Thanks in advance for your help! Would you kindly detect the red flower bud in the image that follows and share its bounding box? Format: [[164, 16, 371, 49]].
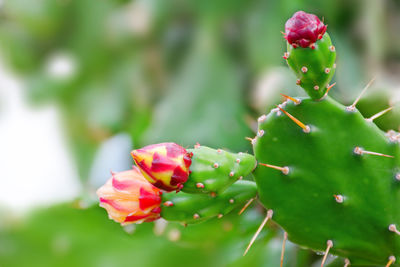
[[131, 143, 192, 192], [285, 11, 327, 48], [97, 168, 161, 225]]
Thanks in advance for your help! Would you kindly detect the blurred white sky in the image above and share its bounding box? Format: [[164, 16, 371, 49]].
[[0, 59, 80, 213]]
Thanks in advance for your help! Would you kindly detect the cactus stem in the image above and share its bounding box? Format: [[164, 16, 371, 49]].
[[257, 130, 265, 137], [353, 147, 394, 158], [243, 210, 274, 256], [314, 85, 320, 90], [366, 106, 393, 122], [213, 163, 219, 168], [218, 214, 223, 219], [389, 224, 400, 235], [229, 171, 235, 177], [259, 163, 290, 175], [344, 259, 350, 267], [321, 240, 333, 267], [334, 194, 344, 203], [301, 66, 308, 73], [280, 232, 288, 267], [238, 198, 256, 215], [386, 256, 396, 267], [196, 183, 205, 189], [193, 213, 200, 219], [280, 93, 301, 105], [276, 105, 311, 133], [258, 115, 267, 123], [163, 201, 174, 207], [346, 77, 376, 112]]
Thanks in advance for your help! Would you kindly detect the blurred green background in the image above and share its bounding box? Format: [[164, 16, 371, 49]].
[[0, 0, 399, 266]]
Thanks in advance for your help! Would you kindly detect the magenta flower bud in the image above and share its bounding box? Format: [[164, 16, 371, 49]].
[[285, 11, 327, 48]]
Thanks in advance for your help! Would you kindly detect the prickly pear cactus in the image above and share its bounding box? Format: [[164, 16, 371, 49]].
[[183, 145, 256, 195], [284, 11, 336, 100], [253, 11, 400, 266], [161, 180, 257, 224]]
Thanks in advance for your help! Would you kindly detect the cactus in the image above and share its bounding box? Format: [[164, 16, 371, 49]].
[[284, 11, 336, 100], [161, 180, 257, 224], [132, 143, 256, 195], [251, 11, 400, 266], [183, 145, 256, 195]]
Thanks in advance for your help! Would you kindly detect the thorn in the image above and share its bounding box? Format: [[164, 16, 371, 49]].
[[243, 210, 273, 256], [257, 130, 265, 137], [389, 224, 400, 235], [229, 171, 235, 177], [218, 214, 223, 219], [193, 213, 200, 219], [210, 192, 217, 197], [245, 136, 256, 145], [310, 43, 316, 49], [236, 158, 241, 163], [280, 31, 286, 36], [366, 106, 393, 122], [321, 240, 333, 267], [259, 163, 289, 175], [329, 45, 336, 52], [229, 198, 235, 204], [296, 79, 301, 85], [258, 114, 267, 123], [334, 194, 344, 203], [276, 105, 310, 133], [346, 77, 376, 112], [280, 93, 301, 105], [283, 52, 289, 60], [194, 142, 201, 149], [301, 66, 308, 73], [396, 173, 400, 181], [325, 68, 331, 74], [213, 163, 219, 168], [353, 147, 394, 158], [238, 198, 256, 215], [314, 85, 320, 90], [344, 259, 350, 267], [386, 256, 396, 267], [196, 183, 205, 189], [217, 149, 222, 153], [163, 201, 174, 207], [238, 176, 243, 180], [326, 82, 336, 94], [280, 232, 288, 267]]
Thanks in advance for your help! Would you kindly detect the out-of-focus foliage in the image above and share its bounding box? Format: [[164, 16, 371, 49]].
[[0, 0, 399, 266]]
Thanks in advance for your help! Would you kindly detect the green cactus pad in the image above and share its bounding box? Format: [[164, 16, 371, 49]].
[[161, 180, 257, 224], [182, 146, 256, 195], [253, 96, 400, 266], [286, 33, 336, 100]]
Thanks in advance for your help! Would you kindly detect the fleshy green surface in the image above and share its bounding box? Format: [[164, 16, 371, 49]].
[[253, 96, 400, 266], [286, 33, 336, 100], [183, 146, 256, 194], [161, 180, 257, 224]]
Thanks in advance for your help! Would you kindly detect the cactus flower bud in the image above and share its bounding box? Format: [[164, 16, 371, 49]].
[[131, 143, 192, 192], [285, 11, 327, 48], [97, 168, 161, 225]]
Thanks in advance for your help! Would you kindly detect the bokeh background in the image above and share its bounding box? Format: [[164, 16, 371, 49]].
[[0, 0, 399, 266]]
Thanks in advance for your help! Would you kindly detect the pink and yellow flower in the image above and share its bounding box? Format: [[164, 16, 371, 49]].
[[131, 143, 192, 192], [97, 168, 161, 225]]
